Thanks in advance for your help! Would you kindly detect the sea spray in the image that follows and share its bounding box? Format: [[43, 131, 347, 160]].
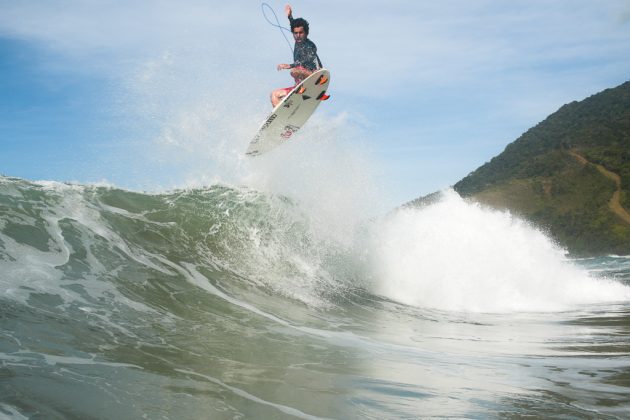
[[119, 48, 387, 248], [244, 112, 386, 248], [368, 190, 630, 313]]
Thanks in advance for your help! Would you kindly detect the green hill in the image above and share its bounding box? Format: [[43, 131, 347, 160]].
[[453, 81, 630, 256]]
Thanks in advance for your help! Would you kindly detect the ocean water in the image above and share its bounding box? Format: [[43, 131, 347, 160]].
[[1, 176, 629, 419]]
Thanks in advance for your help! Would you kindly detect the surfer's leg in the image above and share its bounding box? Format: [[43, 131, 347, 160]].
[[270, 89, 285, 107], [270, 87, 293, 107]]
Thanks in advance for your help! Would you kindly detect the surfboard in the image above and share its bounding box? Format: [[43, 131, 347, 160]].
[[246, 68, 330, 156]]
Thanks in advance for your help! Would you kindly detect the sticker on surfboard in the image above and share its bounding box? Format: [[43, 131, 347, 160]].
[[246, 69, 330, 156]]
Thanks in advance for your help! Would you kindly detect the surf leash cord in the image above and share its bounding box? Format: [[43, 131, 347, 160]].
[[261, 2, 294, 55]]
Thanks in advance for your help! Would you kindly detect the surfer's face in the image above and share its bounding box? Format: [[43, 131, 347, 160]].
[[292, 27, 306, 42]]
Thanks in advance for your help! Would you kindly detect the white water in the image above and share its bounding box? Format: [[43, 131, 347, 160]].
[[369, 190, 630, 313]]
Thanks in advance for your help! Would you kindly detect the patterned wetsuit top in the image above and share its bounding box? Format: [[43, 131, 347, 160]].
[[288, 15, 322, 71], [291, 38, 322, 72]]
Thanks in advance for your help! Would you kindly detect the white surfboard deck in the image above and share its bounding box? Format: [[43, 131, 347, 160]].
[[246, 68, 330, 156]]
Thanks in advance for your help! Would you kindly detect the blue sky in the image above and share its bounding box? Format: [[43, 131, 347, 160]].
[[1, 0, 630, 208]]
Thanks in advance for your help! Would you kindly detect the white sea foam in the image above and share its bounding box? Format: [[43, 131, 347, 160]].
[[0, 403, 29, 420], [369, 190, 630, 313]]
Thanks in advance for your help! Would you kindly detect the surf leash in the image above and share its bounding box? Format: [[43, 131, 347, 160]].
[[261, 2, 294, 55]]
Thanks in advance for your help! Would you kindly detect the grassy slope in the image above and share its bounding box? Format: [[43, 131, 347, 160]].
[[453, 81, 630, 256]]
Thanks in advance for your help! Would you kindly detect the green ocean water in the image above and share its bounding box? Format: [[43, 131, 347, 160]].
[[1, 176, 629, 419]]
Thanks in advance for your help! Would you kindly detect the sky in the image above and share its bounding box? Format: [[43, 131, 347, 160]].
[[1, 0, 630, 208]]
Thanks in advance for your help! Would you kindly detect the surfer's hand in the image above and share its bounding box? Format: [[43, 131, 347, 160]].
[[277, 64, 291, 71], [285, 4, 292, 18]]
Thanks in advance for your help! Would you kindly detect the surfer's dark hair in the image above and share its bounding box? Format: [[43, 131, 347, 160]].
[[291, 18, 309, 35]]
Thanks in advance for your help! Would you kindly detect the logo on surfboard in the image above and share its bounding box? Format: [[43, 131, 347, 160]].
[[260, 114, 278, 131], [280, 125, 300, 139]]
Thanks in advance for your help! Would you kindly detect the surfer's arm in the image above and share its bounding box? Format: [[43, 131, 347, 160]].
[[285, 4, 293, 22]]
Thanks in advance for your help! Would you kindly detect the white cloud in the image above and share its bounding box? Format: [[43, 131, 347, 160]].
[[2, 0, 628, 97], [0, 0, 279, 80], [314, 1, 630, 95]]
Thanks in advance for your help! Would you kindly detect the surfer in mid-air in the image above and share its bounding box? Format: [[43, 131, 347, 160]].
[[270, 4, 322, 107]]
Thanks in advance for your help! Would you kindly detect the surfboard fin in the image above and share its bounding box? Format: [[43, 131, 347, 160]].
[[296, 85, 306, 94], [316, 91, 330, 101], [315, 75, 328, 85]]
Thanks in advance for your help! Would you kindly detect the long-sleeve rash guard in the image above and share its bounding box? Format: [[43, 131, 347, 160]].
[[288, 16, 322, 71], [290, 38, 322, 71]]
